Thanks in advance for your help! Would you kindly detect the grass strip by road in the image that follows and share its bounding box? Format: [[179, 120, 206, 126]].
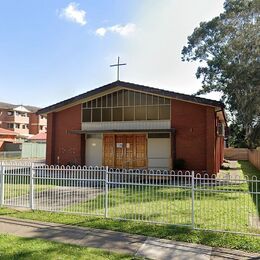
[[0, 207, 259, 253], [0, 234, 140, 260]]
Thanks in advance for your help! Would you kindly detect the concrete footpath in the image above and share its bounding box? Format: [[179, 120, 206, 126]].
[[0, 217, 259, 260]]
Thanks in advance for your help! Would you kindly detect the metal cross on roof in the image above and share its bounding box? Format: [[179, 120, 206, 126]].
[[110, 56, 127, 81]]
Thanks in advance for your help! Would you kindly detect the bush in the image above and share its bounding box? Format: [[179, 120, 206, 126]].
[[174, 159, 186, 170]]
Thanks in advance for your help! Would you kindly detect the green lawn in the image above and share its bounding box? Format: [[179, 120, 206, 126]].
[[0, 234, 138, 260], [64, 160, 259, 234]]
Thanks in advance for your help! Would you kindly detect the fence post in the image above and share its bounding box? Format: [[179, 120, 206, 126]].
[[30, 163, 35, 210], [105, 166, 109, 218], [191, 171, 195, 229], [0, 164, 5, 206]]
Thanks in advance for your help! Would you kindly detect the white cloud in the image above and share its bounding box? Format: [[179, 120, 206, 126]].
[[96, 23, 136, 37], [96, 27, 107, 37], [59, 2, 86, 26]]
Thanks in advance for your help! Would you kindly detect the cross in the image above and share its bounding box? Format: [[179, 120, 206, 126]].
[[110, 56, 127, 81]]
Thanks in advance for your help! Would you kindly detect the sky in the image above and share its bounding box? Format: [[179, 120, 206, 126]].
[[0, 0, 225, 108]]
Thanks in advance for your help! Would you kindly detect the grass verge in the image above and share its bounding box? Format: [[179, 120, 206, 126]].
[[0, 234, 138, 260], [0, 207, 259, 253]]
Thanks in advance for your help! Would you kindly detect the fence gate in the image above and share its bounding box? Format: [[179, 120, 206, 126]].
[[0, 164, 32, 208]]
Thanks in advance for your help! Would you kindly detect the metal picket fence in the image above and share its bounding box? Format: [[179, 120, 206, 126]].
[[0, 163, 259, 236]]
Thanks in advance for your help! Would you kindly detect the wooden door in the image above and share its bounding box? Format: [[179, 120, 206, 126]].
[[115, 135, 124, 168], [125, 135, 134, 168], [103, 134, 147, 168], [103, 135, 115, 167], [135, 135, 147, 168]]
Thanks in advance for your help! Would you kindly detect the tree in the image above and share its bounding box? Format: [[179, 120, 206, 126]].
[[182, 0, 260, 148]]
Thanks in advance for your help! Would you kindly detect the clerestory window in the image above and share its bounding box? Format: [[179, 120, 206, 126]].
[[82, 89, 170, 122]]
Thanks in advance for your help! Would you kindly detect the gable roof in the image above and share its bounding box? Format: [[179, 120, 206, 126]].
[[38, 80, 225, 115], [0, 102, 40, 113], [38, 81, 225, 115]]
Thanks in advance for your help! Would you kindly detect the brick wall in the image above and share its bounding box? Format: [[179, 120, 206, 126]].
[[171, 99, 216, 174], [46, 104, 85, 165]]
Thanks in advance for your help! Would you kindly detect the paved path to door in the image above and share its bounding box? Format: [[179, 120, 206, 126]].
[[0, 216, 259, 260], [5, 186, 104, 210]]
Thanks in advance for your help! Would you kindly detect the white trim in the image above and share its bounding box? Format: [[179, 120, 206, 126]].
[[82, 120, 171, 131]]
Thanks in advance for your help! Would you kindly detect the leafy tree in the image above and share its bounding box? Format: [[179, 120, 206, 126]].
[[182, 0, 260, 148]]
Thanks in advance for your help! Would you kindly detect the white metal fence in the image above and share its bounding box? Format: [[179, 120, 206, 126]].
[[0, 163, 259, 236]]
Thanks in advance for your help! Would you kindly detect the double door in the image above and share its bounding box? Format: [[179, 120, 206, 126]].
[[103, 134, 147, 168]]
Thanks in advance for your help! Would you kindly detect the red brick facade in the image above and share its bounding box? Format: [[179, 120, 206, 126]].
[[46, 99, 225, 174], [46, 104, 85, 165], [171, 100, 218, 174]]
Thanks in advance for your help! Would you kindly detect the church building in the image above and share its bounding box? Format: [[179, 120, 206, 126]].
[[38, 80, 226, 175]]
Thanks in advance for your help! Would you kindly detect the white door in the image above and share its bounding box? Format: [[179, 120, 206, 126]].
[[85, 134, 103, 166]]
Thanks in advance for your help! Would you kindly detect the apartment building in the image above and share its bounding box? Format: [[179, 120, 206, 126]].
[[0, 102, 47, 137]]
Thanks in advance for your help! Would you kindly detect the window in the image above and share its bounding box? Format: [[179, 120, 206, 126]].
[[7, 111, 14, 116], [113, 108, 122, 121], [82, 89, 170, 122], [135, 106, 146, 120], [148, 133, 170, 138], [147, 106, 158, 120], [7, 123, 14, 129], [159, 105, 170, 120], [217, 123, 225, 136], [124, 107, 134, 121], [15, 124, 20, 129], [83, 109, 91, 122], [92, 108, 101, 122], [102, 108, 111, 121]]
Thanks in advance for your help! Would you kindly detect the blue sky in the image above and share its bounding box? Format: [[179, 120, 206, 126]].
[[0, 0, 224, 108]]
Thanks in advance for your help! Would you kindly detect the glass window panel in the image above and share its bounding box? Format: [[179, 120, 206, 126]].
[[92, 99, 96, 108], [92, 108, 101, 122], [129, 91, 135, 105], [135, 106, 146, 120], [148, 133, 170, 138], [153, 96, 159, 105], [107, 94, 112, 107], [87, 134, 102, 139], [113, 108, 122, 121], [82, 109, 91, 122], [102, 96, 106, 107], [147, 106, 158, 120], [124, 107, 134, 121], [135, 92, 141, 105], [141, 93, 147, 105], [147, 94, 153, 105], [159, 105, 170, 120], [113, 92, 117, 107], [82, 102, 86, 108], [118, 90, 123, 106], [87, 101, 91, 108], [159, 97, 164, 104], [124, 90, 129, 106], [102, 108, 111, 121], [165, 98, 170, 104], [97, 97, 102, 107]]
